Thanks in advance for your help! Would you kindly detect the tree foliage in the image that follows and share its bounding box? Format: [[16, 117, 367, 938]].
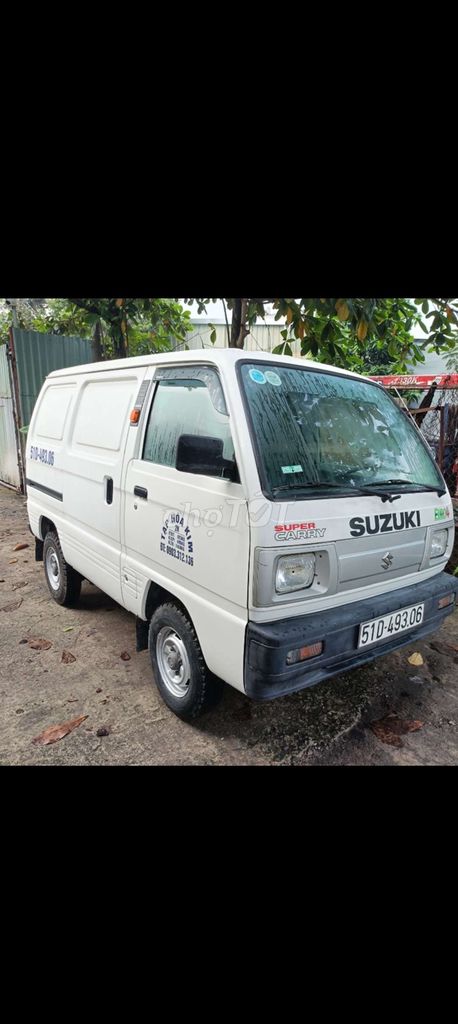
[[3, 297, 458, 373], [0, 298, 194, 359], [181, 297, 458, 372], [66, 298, 193, 359]]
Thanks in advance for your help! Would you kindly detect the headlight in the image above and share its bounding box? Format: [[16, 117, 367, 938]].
[[431, 529, 448, 558], [275, 553, 316, 594]]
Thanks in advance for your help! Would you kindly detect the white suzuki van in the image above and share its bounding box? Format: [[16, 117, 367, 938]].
[[26, 350, 458, 719]]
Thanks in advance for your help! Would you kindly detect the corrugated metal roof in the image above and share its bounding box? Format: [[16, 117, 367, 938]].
[[185, 322, 302, 356]]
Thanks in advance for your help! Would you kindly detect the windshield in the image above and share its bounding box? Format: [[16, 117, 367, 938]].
[[239, 363, 444, 498]]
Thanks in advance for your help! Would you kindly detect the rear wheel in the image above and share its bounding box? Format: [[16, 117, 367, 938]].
[[43, 531, 82, 606], [148, 602, 223, 720]]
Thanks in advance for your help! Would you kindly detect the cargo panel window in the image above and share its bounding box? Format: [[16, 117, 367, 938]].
[[34, 385, 76, 440], [143, 367, 235, 473], [73, 380, 136, 452]]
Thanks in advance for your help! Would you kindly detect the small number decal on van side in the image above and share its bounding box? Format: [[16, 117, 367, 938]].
[[30, 446, 55, 466]]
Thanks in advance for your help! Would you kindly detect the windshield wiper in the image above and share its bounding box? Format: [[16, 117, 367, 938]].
[[372, 479, 446, 496], [272, 481, 401, 502]]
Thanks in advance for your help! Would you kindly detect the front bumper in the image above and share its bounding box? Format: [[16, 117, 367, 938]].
[[244, 571, 458, 700]]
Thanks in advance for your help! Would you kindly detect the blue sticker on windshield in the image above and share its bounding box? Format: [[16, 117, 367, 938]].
[[265, 371, 282, 387], [249, 368, 266, 384]]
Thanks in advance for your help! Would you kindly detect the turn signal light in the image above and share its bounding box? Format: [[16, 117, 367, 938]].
[[286, 641, 323, 666], [130, 409, 141, 424], [438, 593, 455, 609]]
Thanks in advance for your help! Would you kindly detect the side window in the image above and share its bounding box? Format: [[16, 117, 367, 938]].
[[143, 367, 236, 475]]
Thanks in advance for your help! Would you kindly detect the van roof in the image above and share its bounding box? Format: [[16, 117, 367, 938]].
[[47, 347, 373, 384]]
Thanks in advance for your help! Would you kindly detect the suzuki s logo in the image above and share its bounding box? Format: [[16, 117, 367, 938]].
[[381, 552, 394, 570]]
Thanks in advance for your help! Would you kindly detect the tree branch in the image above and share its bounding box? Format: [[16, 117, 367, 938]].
[[236, 299, 249, 348], [222, 298, 231, 347], [68, 298, 103, 316]]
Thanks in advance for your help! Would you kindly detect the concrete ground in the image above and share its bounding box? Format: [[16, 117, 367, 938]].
[[1, 484, 457, 766]]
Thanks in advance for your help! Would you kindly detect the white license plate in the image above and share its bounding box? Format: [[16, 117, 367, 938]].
[[358, 603, 424, 648]]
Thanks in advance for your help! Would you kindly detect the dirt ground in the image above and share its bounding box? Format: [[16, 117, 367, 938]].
[[1, 483, 457, 766]]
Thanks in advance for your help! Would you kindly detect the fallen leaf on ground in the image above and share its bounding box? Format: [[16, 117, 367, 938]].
[[63, 626, 74, 633], [32, 715, 88, 745], [370, 714, 424, 747], [120, 651, 131, 661], [28, 638, 52, 651], [61, 650, 76, 664], [96, 727, 110, 737], [408, 652, 424, 666], [66, 698, 79, 703], [8, 559, 18, 564], [96, 688, 102, 693], [1, 598, 23, 612], [13, 543, 29, 551], [0, 578, 5, 583], [12, 581, 28, 591]]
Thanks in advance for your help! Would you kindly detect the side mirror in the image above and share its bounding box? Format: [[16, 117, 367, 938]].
[[176, 434, 236, 479]]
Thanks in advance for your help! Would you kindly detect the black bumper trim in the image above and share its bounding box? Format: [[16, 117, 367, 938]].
[[244, 572, 458, 700]]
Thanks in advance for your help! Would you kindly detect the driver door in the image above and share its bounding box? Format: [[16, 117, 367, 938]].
[[122, 364, 249, 618]]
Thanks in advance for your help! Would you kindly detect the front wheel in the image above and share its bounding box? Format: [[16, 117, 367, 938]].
[[148, 602, 223, 720], [43, 530, 82, 606]]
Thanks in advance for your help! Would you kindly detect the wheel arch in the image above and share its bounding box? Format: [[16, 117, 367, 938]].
[[39, 515, 57, 541], [144, 580, 191, 626], [138, 577, 246, 693]]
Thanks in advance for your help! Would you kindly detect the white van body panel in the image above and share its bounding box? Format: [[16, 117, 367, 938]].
[[28, 369, 145, 604], [26, 349, 457, 700]]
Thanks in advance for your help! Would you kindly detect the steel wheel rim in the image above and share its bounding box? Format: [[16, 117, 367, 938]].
[[45, 546, 60, 591], [156, 626, 191, 699]]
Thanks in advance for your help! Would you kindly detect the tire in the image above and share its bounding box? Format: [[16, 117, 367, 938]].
[[148, 602, 224, 720], [43, 530, 82, 607]]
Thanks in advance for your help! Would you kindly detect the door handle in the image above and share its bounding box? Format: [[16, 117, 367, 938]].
[[134, 485, 148, 500], [105, 477, 113, 504]]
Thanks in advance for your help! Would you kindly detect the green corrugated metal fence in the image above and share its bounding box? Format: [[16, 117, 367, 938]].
[[0, 328, 93, 492], [12, 328, 92, 427]]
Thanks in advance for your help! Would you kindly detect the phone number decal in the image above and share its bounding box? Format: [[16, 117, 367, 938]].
[[30, 446, 55, 466], [160, 513, 194, 566]]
